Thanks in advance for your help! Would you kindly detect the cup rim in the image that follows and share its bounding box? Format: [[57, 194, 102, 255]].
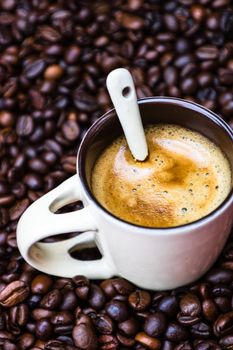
[[78, 96, 233, 232]]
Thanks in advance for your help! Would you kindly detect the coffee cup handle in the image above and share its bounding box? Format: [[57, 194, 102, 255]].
[[16, 174, 115, 278]]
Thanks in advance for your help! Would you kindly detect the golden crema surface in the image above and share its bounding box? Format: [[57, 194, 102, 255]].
[[91, 124, 232, 228]]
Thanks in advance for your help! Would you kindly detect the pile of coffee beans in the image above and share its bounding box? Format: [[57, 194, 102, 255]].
[[0, 0, 233, 348]]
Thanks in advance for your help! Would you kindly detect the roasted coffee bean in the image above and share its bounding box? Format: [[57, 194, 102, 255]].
[[143, 312, 167, 337], [128, 290, 151, 311], [105, 300, 129, 322], [117, 331, 135, 347], [94, 314, 114, 334], [60, 290, 78, 311], [31, 275, 53, 295], [16, 115, 34, 137], [88, 284, 106, 310], [73, 275, 90, 300], [206, 269, 233, 284], [219, 335, 233, 349], [177, 312, 201, 326], [118, 318, 139, 336], [100, 278, 134, 298], [165, 323, 189, 342], [9, 198, 29, 221], [158, 296, 179, 318], [51, 311, 73, 326], [202, 299, 218, 321], [72, 323, 97, 350], [32, 308, 55, 321], [35, 319, 53, 340], [62, 120, 80, 142], [24, 59, 46, 79], [162, 340, 174, 350], [39, 289, 62, 309], [9, 303, 29, 326], [135, 332, 161, 350], [180, 293, 202, 317], [190, 322, 211, 338], [0, 281, 29, 307], [98, 334, 119, 350], [18, 332, 35, 349], [214, 296, 231, 313], [212, 285, 232, 298], [214, 311, 233, 337]]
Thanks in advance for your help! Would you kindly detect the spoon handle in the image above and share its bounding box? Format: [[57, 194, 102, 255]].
[[106, 68, 148, 161]]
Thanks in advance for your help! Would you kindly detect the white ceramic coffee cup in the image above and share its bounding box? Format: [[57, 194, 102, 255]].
[[16, 97, 233, 290]]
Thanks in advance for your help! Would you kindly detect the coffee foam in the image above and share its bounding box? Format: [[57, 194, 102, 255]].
[[91, 124, 232, 228]]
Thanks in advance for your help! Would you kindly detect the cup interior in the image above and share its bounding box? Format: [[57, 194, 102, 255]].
[[78, 97, 233, 225]]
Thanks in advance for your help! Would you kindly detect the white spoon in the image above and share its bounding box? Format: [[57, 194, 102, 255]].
[[106, 68, 148, 161]]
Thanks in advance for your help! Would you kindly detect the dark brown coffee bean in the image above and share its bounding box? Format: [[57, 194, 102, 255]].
[[31, 275, 53, 295], [9, 198, 29, 221], [98, 334, 119, 350], [100, 278, 134, 298], [219, 335, 233, 349], [0, 281, 29, 307], [10, 303, 29, 326], [65, 45, 81, 63], [196, 45, 219, 60], [72, 323, 97, 350], [0, 208, 9, 228], [116, 332, 135, 347], [58, 290, 77, 311], [214, 311, 233, 337], [35, 319, 53, 340], [62, 120, 80, 141], [32, 308, 54, 321], [206, 269, 233, 284], [190, 322, 211, 338], [165, 323, 188, 342], [222, 101, 233, 116], [181, 78, 197, 94], [219, 68, 233, 85], [215, 296, 231, 313], [105, 300, 129, 322], [212, 285, 232, 298], [135, 332, 161, 350], [116, 12, 144, 30], [118, 318, 139, 336], [73, 275, 90, 300], [51, 311, 73, 326], [180, 293, 202, 317], [16, 115, 34, 137], [40, 289, 62, 310], [202, 299, 218, 321], [38, 25, 62, 42], [158, 296, 179, 318], [112, 278, 135, 296], [128, 290, 151, 311], [24, 59, 46, 79], [162, 340, 174, 350], [88, 284, 106, 310], [18, 332, 35, 349], [94, 314, 114, 334], [28, 159, 48, 174], [144, 312, 167, 337], [73, 90, 98, 113]]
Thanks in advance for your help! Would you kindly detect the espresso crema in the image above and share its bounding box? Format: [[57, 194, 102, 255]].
[[92, 124, 232, 228]]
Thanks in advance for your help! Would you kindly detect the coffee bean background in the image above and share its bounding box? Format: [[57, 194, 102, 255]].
[[0, 0, 233, 348]]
